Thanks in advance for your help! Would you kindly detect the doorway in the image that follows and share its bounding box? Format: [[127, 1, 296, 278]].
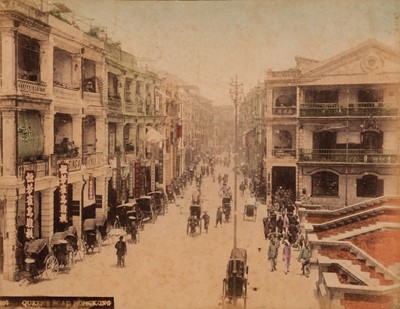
[[271, 166, 296, 200]]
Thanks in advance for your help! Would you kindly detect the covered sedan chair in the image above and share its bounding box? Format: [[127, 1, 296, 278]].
[[50, 231, 72, 270], [222, 248, 248, 308], [83, 218, 101, 253]]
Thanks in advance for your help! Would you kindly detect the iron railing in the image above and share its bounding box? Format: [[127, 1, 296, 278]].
[[299, 103, 399, 117], [299, 149, 398, 163]]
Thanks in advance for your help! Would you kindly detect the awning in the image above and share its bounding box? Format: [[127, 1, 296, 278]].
[[17, 111, 44, 158], [145, 126, 165, 144]]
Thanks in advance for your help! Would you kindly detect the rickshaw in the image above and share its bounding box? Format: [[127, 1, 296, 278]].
[[126, 206, 144, 231], [64, 225, 85, 261], [243, 197, 257, 221], [95, 214, 111, 245], [50, 232, 72, 270], [166, 185, 175, 203], [222, 197, 231, 222], [136, 196, 157, 224], [222, 248, 248, 308], [148, 191, 167, 215], [187, 204, 202, 235], [83, 218, 102, 254], [115, 202, 135, 229], [23, 239, 59, 282]]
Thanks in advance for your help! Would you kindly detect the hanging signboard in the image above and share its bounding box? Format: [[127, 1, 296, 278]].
[[88, 173, 94, 200], [129, 163, 134, 198], [151, 163, 156, 192], [59, 163, 69, 224], [25, 171, 35, 240], [134, 161, 141, 198], [158, 148, 163, 184]]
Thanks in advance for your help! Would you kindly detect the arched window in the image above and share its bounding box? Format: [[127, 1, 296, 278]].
[[312, 171, 338, 196], [274, 130, 292, 149], [356, 175, 383, 197], [275, 95, 294, 107]]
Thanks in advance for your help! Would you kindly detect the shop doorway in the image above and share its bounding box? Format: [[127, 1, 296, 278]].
[[271, 166, 296, 200]]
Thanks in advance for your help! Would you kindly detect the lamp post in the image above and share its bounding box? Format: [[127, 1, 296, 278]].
[[230, 75, 243, 249]]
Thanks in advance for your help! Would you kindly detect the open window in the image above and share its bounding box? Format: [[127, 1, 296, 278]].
[[312, 171, 338, 196], [17, 34, 40, 81], [357, 175, 383, 197]]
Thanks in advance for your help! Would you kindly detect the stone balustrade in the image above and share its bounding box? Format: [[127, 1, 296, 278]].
[[83, 152, 105, 169], [17, 79, 47, 97], [53, 85, 80, 101], [17, 159, 49, 179]]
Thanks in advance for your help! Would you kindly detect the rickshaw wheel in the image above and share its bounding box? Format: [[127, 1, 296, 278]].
[[45, 255, 59, 280], [199, 222, 202, 235]]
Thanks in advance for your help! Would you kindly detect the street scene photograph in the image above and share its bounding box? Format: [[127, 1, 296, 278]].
[[0, 0, 399, 308]]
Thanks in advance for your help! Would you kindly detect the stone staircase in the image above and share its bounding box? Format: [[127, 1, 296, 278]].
[[298, 195, 400, 309]]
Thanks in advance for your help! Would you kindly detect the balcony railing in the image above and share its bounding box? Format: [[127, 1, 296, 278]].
[[299, 149, 398, 163], [300, 103, 399, 117], [54, 85, 80, 101], [273, 106, 297, 115], [273, 149, 296, 158], [17, 79, 47, 97], [83, 91, 101, 105], [51, 154, 82, 175], [83, 152, 105, 169], [17, 157, 50, 179]]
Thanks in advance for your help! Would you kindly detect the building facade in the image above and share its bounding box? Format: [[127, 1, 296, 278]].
[[0, 1, 169, 280], [264, 39, 400, 208]]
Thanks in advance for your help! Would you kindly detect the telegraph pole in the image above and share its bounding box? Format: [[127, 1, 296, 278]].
[[229, 75, 243, 249]]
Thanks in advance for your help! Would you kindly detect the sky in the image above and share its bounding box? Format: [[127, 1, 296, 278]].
[[60, 0, 399, 106]]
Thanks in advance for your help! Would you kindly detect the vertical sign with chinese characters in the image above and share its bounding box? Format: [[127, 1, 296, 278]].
[[129, 163, 134, 198], [158, 148, 163, 184], [134, 162, 141, 198], [150, 163, 156, 192], [25, 171, 35, 240], [88, 174, 94, 200], [59, 163, 69, 224]]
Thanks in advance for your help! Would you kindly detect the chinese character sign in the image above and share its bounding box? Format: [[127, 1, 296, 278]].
[[59, 163, 69, 224], [129, 163, 134, 198], [88, 174, 94, 200], [134, 162, 141, 198], [158, 148, 163, 184], [151, 163, 156, 192], [25, 171, 35, 240]]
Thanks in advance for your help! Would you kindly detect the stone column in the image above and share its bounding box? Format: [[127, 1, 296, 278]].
[[95, 114, 107, 155], [1, 25, 16, 93], [40, 188, 54, 238], [39, 37, 54, 95], [72, 115, 82, 155], [43, 112, 54, 156], [265, 89, 273, 117], [116, 122, 124, 152], [2, 190, 18, 280], [2, 110, 17, 177]]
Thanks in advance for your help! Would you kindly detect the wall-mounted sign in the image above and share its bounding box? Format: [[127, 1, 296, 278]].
[[134, 162, 141, 198], [151, 163, 156, 192], [59, 163, 69, 224], [88, 173, 94, 200], [129, 163, 134, 198], [25, 171, 35, 240]]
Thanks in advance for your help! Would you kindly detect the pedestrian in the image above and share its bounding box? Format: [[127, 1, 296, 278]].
[[215, 206, 223, 227], [130, 222, 138, 244], [267, 238, 278, 272], [115, 235, 127, 267], [282, 239, 291, 274], [239, 182, 245, 196], [297, 242, 312, 277], [262, 217, 270, 239]]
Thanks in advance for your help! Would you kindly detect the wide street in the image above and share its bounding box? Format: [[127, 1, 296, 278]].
[[2, 163, 319, 309]]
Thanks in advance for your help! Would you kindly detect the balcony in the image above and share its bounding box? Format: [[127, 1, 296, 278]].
[[17, 157, 50, 179], [17, 79, 47, 98], [54, 84, 80, 102], [108, 94, 121, 107], [273, 149, 296, 158], [83, 91, 102, 105], [83, 152, 105, 169], [273, 106, 297, 116], [300, 103, 399, 117], [299, 149, 398, 164], [51, 154, 82, 175]]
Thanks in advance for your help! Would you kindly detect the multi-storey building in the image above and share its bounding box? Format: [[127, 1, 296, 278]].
[[264, 39, 400, 207], [0, 1, 167, 280]]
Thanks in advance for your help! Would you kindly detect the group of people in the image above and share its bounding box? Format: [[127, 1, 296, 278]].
[[265, 187, 311, 277]]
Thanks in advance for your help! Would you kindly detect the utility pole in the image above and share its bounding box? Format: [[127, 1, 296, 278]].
[[229, 74, 243, 249]]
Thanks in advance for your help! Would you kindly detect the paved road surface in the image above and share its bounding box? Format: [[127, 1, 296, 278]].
[[2, 164, 319, 309]]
